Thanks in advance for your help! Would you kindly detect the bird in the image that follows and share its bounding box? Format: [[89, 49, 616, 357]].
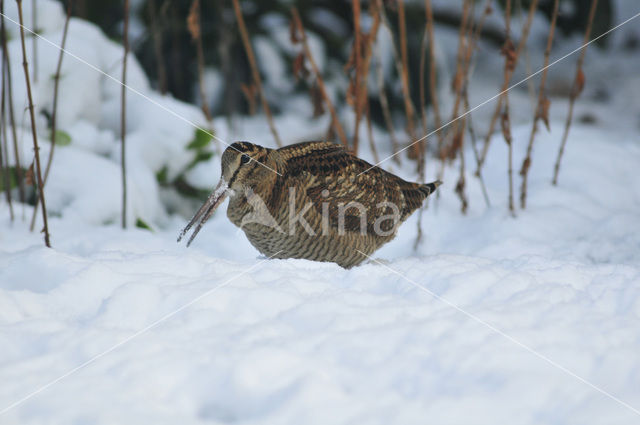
[[178, 141, 441, 268]]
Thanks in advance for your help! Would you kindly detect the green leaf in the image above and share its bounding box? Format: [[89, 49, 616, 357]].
[[186, 151, 213, 170], [187, 128, 213, 150], [51, 130, 71, 146], [135, 218, 153, 231], [156, 166, 168, 185], [0, 167, 20, 190]]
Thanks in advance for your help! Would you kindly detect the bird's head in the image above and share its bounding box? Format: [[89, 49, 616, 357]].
[[220, 141, 274, 193], [177, 141, 278, 246]]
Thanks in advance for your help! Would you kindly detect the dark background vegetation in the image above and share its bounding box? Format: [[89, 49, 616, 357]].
[[71, 0, 612, 120]]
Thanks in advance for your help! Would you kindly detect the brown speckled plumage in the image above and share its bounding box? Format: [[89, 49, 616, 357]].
[[179, 141, 441, 268]]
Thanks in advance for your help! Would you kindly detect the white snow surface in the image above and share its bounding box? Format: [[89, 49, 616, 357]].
[[1, 1, 640, 424]]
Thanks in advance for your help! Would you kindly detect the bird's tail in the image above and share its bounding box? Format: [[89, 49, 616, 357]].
[[419, 180, 442, 197]]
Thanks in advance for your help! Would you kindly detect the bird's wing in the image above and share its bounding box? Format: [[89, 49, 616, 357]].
[[280, 142, 422, 234]]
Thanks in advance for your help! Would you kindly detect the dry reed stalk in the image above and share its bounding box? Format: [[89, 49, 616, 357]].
[[1, 62, 14, 220], [351, 0, 362, 152], [500, 0, 517, 215], [424, 0, 443, 160], [418, 28, 428, 136], [449, 0, 473, 213], [414, 26, 430, 248], [501, 100, 516, 215], [29, 0, 72, 230], [520, 0, 558, 207], [436, 0, 472, 207], [42, 0, 71, 184], [6, 61, 22, 204], [360, 6, 380, 158], [396, 0, 418, 158], [462, 0, 493, 207], [148, 0, 168, 94], [31, 0, 37, 82], [1, 1, 24, 204], [188, 0, 213, 123], [121, 0, 130, 228], [17, 0, 50, 246], [291, 7, 348, 147], [1, 0, 13, 219], [0, 141, 13, 220], [552, 0, 598, 185], [455, 118, 469, 214], [440, 0, 472, 161], [376, 0, 419, 152], [352, 1, 381, 155], [374, 41, 400, 163], [413, 207, 424, 251], [240, 83, 258, 115], [476, 0, 539, 175], [365, 102, 380, 164], [463, 93, 491, 206], [233, 0, 282, 147], [417, 27, 428, 179]]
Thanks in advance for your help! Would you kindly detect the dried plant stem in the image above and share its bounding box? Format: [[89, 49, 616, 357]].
[[1, 1, 24, 204], [424, 0, 443, 157], [463, 0, 493, 207], [418, 27, 429, 137], [448, 0, 473, 212], [148, 0, 167, 93], [17, 0, 50, 246], [233, 0, 282, 147], [1, 63, 14, 220], [1, 0, 13, 219], [437, 0, 471, 189], [520, 0, 558, 207], [455, 119, 469, 214], [553, 0, 598, 185], [43, 1, 71, 183], [413, 207, 424, 251], [365, 102, 379, 164], [31, 0, 37, 82], [414, 0, 460, 246], [121, 0, 130, 229], [502, 100, 516, 216], [30, 0, 72, 231], [376, 0, 418, 148], [476, 0, 539, 175], [189, 0, 213, 122], [355, 1, 380, 156], [501, 0, 517, 216], [449, 0, 473, 123], [374, 42, 399, 163], [464, 93, 491, 207], [443, 0, 472, 148], [0, 142, 13, 220], [415, 27, 428, 249], [417, 27, 429, 181], [291, 7, 347, 147], [351, 0, 362, 152], [396, 0, 418, 157]]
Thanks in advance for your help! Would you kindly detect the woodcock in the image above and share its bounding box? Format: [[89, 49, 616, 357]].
[[178, 141, 441, 268]]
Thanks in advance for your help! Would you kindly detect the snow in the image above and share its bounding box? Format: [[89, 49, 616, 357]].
[[2, 1, 640, 424]]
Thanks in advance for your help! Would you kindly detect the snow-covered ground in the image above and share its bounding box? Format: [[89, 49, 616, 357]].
[[1, 1, 640, 424]]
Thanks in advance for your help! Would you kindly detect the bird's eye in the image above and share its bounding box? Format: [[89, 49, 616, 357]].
[[240, 154, 250, 164]]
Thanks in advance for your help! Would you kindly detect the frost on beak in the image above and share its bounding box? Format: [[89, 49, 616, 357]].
[[177, 177, 229, 247]]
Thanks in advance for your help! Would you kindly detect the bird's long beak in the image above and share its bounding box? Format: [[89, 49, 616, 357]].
[[177, 177, 229, 247]]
